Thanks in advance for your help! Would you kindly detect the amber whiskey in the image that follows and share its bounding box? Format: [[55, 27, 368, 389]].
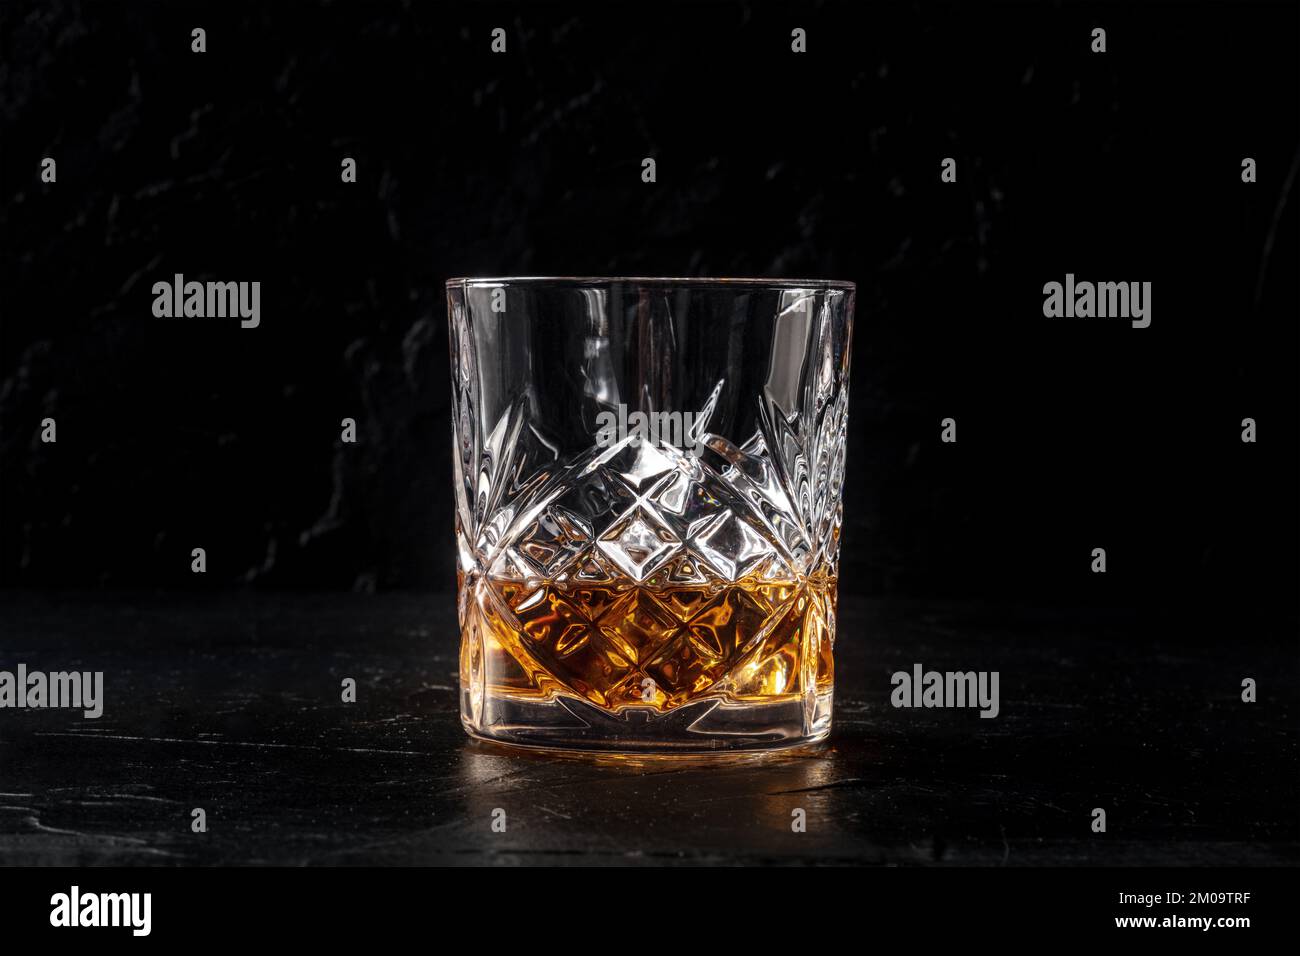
[[459, 568, 836, 714]]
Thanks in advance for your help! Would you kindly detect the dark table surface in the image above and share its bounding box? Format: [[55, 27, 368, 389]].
[[1, 590, 1295, 866]]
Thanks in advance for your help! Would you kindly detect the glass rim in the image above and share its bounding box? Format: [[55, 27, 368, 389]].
[[445, 275, 855, 291]]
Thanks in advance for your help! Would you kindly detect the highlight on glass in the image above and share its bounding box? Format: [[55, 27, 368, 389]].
[[446, 277, 854, 752]]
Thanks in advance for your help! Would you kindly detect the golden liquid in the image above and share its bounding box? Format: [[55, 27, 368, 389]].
[[460, 570, 836, 712]]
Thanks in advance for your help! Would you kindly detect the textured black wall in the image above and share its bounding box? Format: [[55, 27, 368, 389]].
[[2, 1, 1297, 614]]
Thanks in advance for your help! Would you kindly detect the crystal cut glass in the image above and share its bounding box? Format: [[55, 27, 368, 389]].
[[446, 277, 854, 752]]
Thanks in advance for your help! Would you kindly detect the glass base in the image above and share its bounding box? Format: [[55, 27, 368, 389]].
[[461, 688, 834, 754]]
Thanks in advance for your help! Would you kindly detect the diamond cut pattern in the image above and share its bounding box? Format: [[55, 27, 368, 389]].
[[460, 428, 844, 710], [604, 438, 676, 492], [597, 509, 679, 580], [598, 589, 682, 664], [693, 512, 775, 579], [516, 506, 589, 575], [469, 417, 838, 595], [453, 286, 849, 715]]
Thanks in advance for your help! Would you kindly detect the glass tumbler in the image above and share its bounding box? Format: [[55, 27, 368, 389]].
[[446, 277, 854, 752]]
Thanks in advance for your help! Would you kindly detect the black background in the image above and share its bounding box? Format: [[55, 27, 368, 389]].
[[0, 0, 1297, 874], [5, 0, 1296, 611]]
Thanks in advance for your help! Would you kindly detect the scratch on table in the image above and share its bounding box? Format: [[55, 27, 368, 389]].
[[22, 812, 149, 842], [1255, 143, 1300, 307], [20, 814, 178, 857], [767, 777, 867, 795], [535, 805, 574, 820], [34, 732, 431, 758]]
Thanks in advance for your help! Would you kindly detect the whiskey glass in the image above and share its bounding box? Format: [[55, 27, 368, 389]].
[[446, 277, 854, 752]]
